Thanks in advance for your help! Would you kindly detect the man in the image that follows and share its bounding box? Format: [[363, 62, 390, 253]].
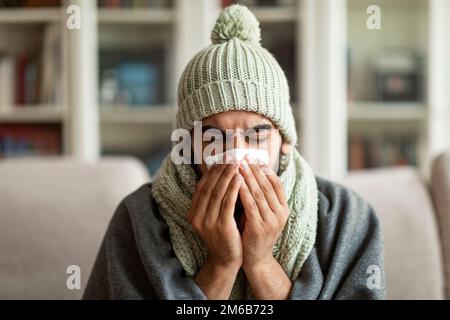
[[83, 4, 385, 300]]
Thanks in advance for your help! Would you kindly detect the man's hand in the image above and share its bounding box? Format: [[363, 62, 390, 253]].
[[187, 157, 243, 299], [238, 155, 289, 269], [238, 155, 292, 299]]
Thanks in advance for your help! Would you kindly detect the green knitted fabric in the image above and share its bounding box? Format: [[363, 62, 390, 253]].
[[176, 4, 297, 146], [151, 4, 319, 300]]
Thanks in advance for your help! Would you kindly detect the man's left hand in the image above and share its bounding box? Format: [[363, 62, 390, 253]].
[[238, 155, 289, 270]]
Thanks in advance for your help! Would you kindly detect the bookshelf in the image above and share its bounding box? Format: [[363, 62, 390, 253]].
[[0, 104, 63, 122], [96, 1, 176, 173], [348, 102, 427, 122], [0, 8, 62, 23], [0, 0, 66, 157], [347, 0, 430, 173], [97, 8, 174, 24], [251, 6, 298, 22], [100, 106, 174, 124], [1, 0, 449, 180]]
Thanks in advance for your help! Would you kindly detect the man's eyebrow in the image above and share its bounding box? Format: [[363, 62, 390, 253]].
[[247, 124, 273, 132], [201, 124, 272, 133]]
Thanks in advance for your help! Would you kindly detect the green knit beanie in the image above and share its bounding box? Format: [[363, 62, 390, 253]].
[[176, 4, 297, 145]]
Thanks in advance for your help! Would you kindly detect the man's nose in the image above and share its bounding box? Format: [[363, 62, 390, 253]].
[[227, 133, 246, 149]]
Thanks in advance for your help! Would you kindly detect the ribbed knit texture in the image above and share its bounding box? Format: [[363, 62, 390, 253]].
[[176, 4, 297, 145], [151, 4, 319, 299]]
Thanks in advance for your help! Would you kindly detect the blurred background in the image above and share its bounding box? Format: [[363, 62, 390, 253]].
[[1, 0, 450, 300], [1, 0, 447, 177]]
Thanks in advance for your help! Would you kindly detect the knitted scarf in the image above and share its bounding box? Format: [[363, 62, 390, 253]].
[[151, 148, 318, 300]]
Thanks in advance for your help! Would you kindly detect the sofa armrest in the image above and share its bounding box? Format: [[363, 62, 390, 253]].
[[0, 156, 150, 299], [431, 151, 450, 299]]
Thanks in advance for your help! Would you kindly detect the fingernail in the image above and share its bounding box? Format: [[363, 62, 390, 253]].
[[245, 154, 254, 164], [224, 154, 232, 164]]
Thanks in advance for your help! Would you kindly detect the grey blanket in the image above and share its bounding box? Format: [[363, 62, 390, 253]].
[[83, 176, 385, 300]]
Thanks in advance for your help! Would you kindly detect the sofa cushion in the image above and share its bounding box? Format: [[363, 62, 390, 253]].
[[431, 151, 450, 299], [341, 167, 444, 299], [0, 156, 149, 299]]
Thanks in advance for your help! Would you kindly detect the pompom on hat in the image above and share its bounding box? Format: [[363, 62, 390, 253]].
[[211, 4, 261, 45], [176, 4, 297, 145]]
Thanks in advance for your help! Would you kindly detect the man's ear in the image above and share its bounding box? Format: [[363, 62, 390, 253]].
[[281, 142, 291, 155]]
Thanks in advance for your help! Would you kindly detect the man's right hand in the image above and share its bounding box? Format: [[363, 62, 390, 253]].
[[187, 155, 243, 268], [187, 156, 243, 299]]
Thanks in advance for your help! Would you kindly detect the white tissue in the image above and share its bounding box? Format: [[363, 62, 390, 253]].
[[204, 148, 269, 169]]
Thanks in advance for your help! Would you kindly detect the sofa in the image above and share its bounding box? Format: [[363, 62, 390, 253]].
[[0, 152, 449, 299], [341, 151, 450, 299], [0, 157, 150, 299]]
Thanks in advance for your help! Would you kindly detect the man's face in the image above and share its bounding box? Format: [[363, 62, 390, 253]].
[[191, 110, 283, 177]]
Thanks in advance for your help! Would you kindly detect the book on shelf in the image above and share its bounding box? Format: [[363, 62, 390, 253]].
[[348, 133, 417, 170], [0, 55, 15, 111], [40, 23, 62, 106], [0, 23, 61, 110], [0, 124, 61, 158], [0, 0, 61, 7], [98, 0, 173, 8], [16, 53, 40, 105]]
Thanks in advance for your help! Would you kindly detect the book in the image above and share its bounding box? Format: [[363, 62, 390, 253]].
[[221, 0, 236, 7], [0, 55, 15, 111], [14, 53, 41, 105], [15, 54, 27, 105], [0, 124, 61, 158], [40, 23, 62, 105], [0, 0, 61, 7], [24, 55, 39, 104], [23, 0, 61, 7]]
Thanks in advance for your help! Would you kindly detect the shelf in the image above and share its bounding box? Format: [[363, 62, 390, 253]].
[[0, 8, 62, 24], [252, 7, 298, 23], [348, 102, 427, 122], [100, 106, 175, 124], [0, 105, 63, 123], [97, 8, 174, 24], [348, 0, 424, 8]]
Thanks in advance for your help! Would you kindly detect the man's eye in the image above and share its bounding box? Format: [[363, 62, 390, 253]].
[[246, 135, 268, 143]]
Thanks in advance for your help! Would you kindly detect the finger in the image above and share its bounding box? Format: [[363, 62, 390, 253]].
[[239, 158, 272, 222], [190, 161, 228, 221], [205, 163, 240, 226], [248, 161, 282, 213], [262, 165, 288, 205], [238, 179, 262, 223], [204, 154, 233, 189], [219, 173, 242, 224]]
